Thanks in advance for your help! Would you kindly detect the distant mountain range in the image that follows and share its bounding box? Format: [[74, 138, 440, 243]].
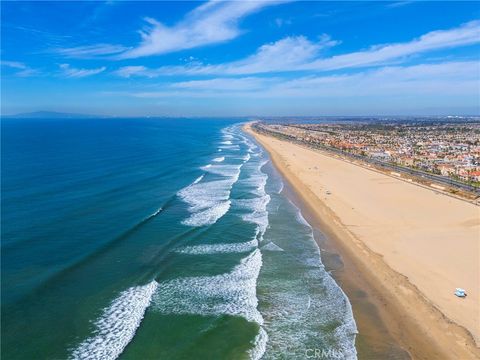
[[1, 111, 108, 119]]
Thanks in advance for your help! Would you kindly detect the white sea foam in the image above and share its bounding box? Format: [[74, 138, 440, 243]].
[[237, 195, 270, 240], [294, 206, 311, 228], [236, 155, 270, 240], [265, 204, 357, 359], [179, 149, 246, 227], [300, 209, 357, 357], [240, 136, 257, 150], [193, 174, 204, 184], [221, 140, 232, 145], [182, 200, 231, 227], [71, 281, 158, 360], [277, 181, 284, 194], [261, 242, 284, 252], [201, 164, 241, 178], [179, 164, 240, 227], [318, 269, 358, 359], [258, 159, 268, 169], [213, 156, 225, 163], [248, 327, 268, 360], [245, 140, 258, 153], [144, 207, 162, 221], [219, 145, 240, 151], [176, 238, 258, 255], [240, 172, 268, 196], [179, 179, 231, 209], [221, 128, 234, 138], [153, 249, 264, 325]]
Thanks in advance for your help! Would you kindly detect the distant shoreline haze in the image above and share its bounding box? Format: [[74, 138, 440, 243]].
[[2, 112, 480, 121]]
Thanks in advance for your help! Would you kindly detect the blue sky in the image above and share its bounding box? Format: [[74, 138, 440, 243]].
[[1, 1, 479, 116]]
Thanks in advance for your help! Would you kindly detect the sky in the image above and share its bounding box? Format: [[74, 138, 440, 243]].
[[1, 0, 479, 117]]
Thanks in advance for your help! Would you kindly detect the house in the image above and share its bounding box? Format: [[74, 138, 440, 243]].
[[468, 171, 480, 182], [399, 157, 414, 166], [438, 164, 456, 176]]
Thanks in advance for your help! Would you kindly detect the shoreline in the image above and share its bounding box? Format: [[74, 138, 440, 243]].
[[244, 124, 480, 359], [280, 178, 412, 359]]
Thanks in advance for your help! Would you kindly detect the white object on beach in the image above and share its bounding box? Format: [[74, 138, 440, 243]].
[[454, 288, 466, 297]]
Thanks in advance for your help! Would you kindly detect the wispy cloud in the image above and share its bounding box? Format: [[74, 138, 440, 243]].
[[59, 63, 106, 78], [125, 77, 277, 99], [274, 17, 292, 27], [55, 44, 129, 59], [303, 19, 480, 71], [116, 20, 480, 77], [115, 35, 337, 77], [113, 65, 154, 78], [118, 0, 285, 59], [52, 1, 283, 60], [122, 61, 478, 100], [268, 61, 479, 97], [217, 34, 339, 74], [1, 60, 26, 69], [386, 1, 414, 9], [171, 77, 276, 91], [1, 60, 40, 77], [80, 0, 117, 28], [3, 24, 73, 47]]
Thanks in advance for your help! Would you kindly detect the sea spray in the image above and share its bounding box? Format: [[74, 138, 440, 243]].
[[152, 249, 264, 325], [212, 156, 225, 162], [178, 133, 248, 227], [178, 177, 236, 227], [71, 281, 158, 360], [176, 238, 258, 255], [182, 200, 231, 227]]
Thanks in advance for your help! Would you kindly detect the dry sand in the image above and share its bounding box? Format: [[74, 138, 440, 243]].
[[245, 124, 480, 359]]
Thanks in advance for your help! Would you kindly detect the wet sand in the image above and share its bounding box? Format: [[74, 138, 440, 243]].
[[245, 124, 480, 359]]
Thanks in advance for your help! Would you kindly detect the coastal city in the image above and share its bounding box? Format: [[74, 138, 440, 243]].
[[256, 119, 480, 187]]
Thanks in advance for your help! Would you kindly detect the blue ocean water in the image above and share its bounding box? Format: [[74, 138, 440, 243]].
[[1, 118, 357, 359]]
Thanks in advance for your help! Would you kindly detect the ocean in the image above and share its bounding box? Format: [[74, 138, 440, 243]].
[[1, 118, 357, 359]]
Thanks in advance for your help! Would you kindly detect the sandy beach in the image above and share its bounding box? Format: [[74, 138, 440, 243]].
[[245, 124, 480, 359]]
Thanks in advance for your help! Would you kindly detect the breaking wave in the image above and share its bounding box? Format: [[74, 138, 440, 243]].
[[71, 281, 158, 360], [153, 249, 264, 325], [261, 242, 284, 252], [178, 173, 239, 227], [176, 238, 258, 255]]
